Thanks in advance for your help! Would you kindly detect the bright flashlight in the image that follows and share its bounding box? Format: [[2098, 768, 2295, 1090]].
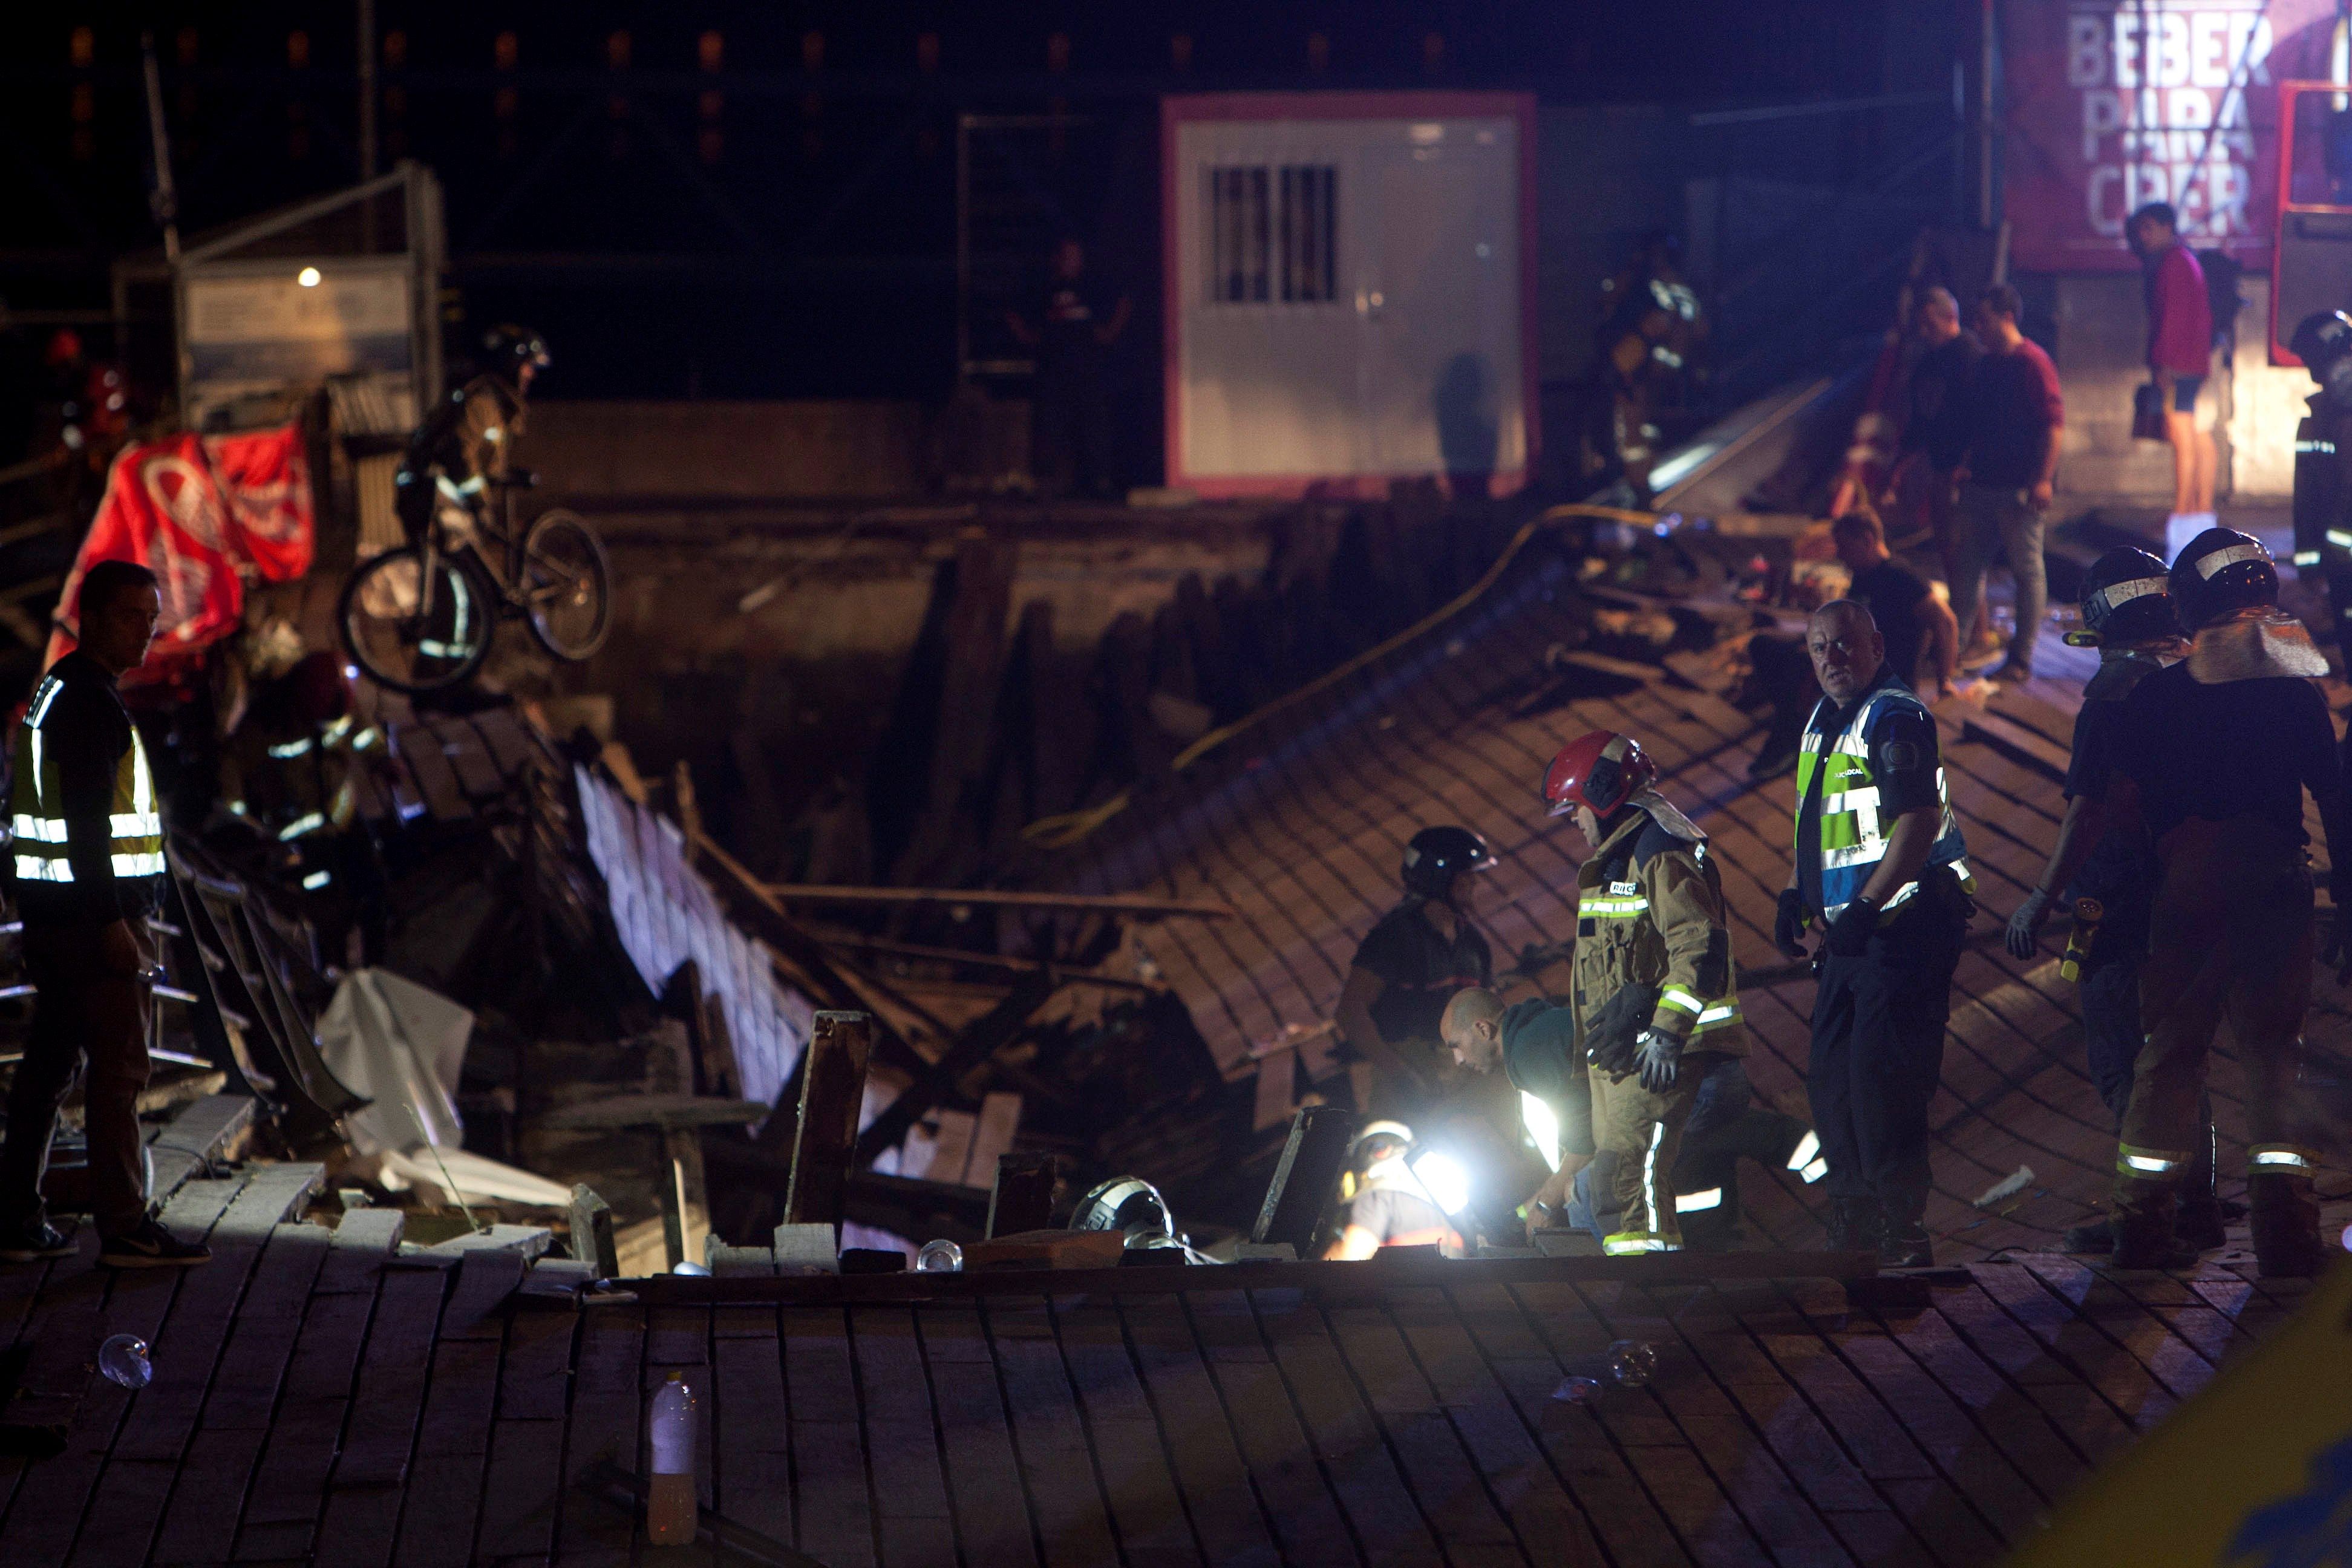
[[1521, 1092, 1561, 1174], [298, 266, 322, 287], [1410, 1150, 1474, 1217]]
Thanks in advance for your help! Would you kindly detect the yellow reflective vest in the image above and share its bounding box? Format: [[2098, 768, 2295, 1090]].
[[10, 666, 164, 887]]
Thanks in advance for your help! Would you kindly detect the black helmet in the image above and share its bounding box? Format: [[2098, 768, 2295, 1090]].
[[2293, 310, 2352, 403], [2292, 310, 2352, 373], [2169, 527, 2278, 630], [1402, 826, 1493, 897], [2079, 546, 2179, 644], [481, 323, 550, 385]]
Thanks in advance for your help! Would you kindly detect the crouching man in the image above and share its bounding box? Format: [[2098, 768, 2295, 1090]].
[[1443, 730, 1754, 1253]]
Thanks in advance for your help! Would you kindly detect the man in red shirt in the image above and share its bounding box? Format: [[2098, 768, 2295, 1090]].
[[1954, 285, 2065, 683], [2130, 203, 2215, 517]]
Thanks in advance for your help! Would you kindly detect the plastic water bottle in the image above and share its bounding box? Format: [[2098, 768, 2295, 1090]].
[[98, 1334, 151, 1390], [915, 1239, 963, 1273], [647, 1371, 696, 1545]]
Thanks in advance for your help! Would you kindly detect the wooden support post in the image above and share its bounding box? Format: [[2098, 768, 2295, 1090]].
[[1252, 1104, 1356, 1254], [784, 1010, 872, 1230], [984, 1151, 1056, 1238], [660, 1127, 711, 1270], [567, 1183, 618, 1278]]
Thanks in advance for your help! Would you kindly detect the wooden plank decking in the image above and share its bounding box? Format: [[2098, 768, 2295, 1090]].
[[0, 1212, 2320, 1566]]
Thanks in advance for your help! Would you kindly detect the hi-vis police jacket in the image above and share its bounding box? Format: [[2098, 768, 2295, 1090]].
[[1572, 806, 1746, 1057], [1795, 679, 1970, 923], [8, 653, 165, 921]]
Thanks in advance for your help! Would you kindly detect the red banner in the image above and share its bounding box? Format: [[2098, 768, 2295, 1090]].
[[53, 425, 315, 684], [2001, 0, 2337, 272]]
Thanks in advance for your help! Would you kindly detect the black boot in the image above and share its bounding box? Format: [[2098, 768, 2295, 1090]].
[[2060, 1215, 2115, 1253], [1880, 1221, 1933, 1268], [2111, 1209, 2198, 1270], [1679, 1206, 1740, 1254], [1824, 1197, 1884, 1253], [2249, 1175, 2326, 1279], [2175, 1195, 2228, 1252]]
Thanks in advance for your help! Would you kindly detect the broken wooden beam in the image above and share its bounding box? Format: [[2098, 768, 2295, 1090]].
[[852, 969, 1055, 1165], [1252, 1104, 1357, 1253], [661, 1127, 711, 1271], [759, 884, 1235, 920], [567, 1183, 618, 1278], [783, 1011, 872, 1229], [538, 1093, 770, 1130]]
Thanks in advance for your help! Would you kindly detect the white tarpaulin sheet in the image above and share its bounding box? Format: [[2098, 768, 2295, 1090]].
[[319, 967, 472, 1157]]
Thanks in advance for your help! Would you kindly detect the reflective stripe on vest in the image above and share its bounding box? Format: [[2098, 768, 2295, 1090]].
[[10, 671, 165, 884], [1793, 686, 1971, 920], [1578, 893, 1650, 918], [1659, 984, 1743, 1034]]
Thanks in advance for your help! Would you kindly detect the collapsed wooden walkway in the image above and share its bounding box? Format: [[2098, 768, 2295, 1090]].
[[1064, 543, 2352, 1263]]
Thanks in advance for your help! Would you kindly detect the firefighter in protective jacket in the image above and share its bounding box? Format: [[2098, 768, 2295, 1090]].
[[1541, 729, 1746, 1253]]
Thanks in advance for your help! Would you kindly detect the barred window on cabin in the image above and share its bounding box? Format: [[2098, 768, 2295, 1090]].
[[1205, 164, 1337, 304]]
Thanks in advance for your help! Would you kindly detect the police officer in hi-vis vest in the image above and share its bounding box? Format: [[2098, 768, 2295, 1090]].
[[1775, 598, 1973, 1266], [0, 560, 209, 1269]]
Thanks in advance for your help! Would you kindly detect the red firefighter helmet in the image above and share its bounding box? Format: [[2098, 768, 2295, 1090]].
[[1543, 730, 1656, 818]]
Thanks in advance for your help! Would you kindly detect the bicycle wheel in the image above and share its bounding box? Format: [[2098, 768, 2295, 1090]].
[[518, 508, 612, 662], [338, 545, 495, 693]]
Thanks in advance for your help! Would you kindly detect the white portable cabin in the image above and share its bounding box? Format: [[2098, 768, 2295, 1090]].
[[1161, 92, 1537, 498]]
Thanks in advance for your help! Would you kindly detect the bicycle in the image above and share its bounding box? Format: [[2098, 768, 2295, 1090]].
[[338, 468, 611, 693]]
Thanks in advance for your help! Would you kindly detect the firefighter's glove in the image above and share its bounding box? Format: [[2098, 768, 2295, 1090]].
[[1773, 889, 1809, 959], [1635, 1028, 1682, 1094], [1584, 984, 1659, 1077], [2005, 887, 2052, 960], [1824, 898, 1877, 958]]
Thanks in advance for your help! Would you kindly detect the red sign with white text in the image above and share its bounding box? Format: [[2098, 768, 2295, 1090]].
[[53, 425, 314, 685], [2002, 0, 2337, 271]]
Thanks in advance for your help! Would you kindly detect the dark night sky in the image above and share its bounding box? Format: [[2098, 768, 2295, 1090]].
[[4, 1, 1937, 399]]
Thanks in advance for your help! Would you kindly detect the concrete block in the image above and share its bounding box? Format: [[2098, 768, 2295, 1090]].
[[773, 1221, 839, 1274]]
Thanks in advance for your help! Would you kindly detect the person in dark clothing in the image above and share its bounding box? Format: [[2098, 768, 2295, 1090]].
[[1007, 238, 1130, 498], [1954, 285, 2065, 684], [0, 561, 207, 1268], [1886, 287, 1983, 648], [395, 324, 547, 546], [1833, 509, 1959, 697], [1775, 599, 1973, 1266], [1336, 826, 1495, 1117], [2005, 548, 2214, 1253], [2103, 528, 2350, 1275]]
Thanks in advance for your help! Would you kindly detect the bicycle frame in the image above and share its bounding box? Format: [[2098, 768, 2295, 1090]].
[[411, 474, 529, 609]]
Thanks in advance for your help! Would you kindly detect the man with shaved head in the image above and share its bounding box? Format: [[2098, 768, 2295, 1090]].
[[1774, 598, 1974, 1266]]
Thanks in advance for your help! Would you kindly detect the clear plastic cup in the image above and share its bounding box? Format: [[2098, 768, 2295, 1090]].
[[99, 1334, 152, 1390]]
